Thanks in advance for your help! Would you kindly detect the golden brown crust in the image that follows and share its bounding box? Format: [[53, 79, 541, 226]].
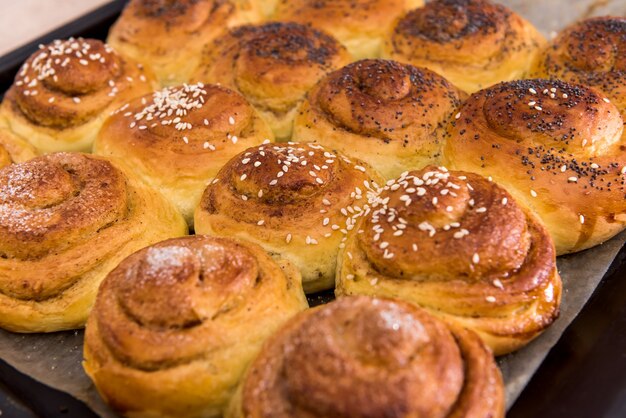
[[0, 153, 187, 333], [272, 0, 423, 59], [443, 79, 626, 254], [191, 22, 352, 140], [531, 17, 626, 133], [294, 59, 465, 179], [94, 83, 273, 225], [194, 142, 383, 293], [84, 235, 308, 418], [108, 0, 260, 85], [0, 119, 38, 169], [0, 38, 154, 153], [336, 167, 562, 355], [383, 0, 545, 93], [228, 296, 504, 418]]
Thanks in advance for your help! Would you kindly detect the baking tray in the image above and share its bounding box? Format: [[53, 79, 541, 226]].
[[0, 1, 625, 417]]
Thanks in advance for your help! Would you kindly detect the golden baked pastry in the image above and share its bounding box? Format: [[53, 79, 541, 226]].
[[336, 167, 562, 355], [294, 59, 465, 179], [383, 0, 545, 93], [0, 153, 187, 333], [272, 0, 423, 59], [194, 142, 383, 293], [227, 296, 505, 418], [94, 83, 273, 226], [443, 79, 626, 255], [0, 38, 154, 153], [531, 17, 626, 133], [108, 0, 261, 86], [0, 118, 37, 169], [84, 235, 308, 418], [191, 22, 352, 140]]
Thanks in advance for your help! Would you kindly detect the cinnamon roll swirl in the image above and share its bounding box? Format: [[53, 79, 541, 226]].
[[108, 0, 261, 86], [294, 59, 465, 179], [443, 79, 626, 254], [94, 83, 273, 226], [383, 0, 545, 93], [531, 17, 626, 133], [194, 142, 383, 293], [191, 22, 352, 140], [84, 235, 307, 418], [0, 153, 187, 333], [272, 0, 423, 59], [336, 167, 562, 355], [227, 296, 504, 418], [0, 38, 154, 153]]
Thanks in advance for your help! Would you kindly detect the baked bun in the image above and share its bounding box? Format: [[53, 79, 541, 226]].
[[531, 17, 626, 129], [0, 153, 187, 333], [191, 22, 352, 140], [108, 0, 260, 86], [443, 79, 626, 254], [383, 0, 545, 93], [0, 38, 154, 153], [94, 83, 273, 226], [272, 0, 423, 59], [336, 167, 561, 355], [294, 59, 465, 179], [227, 296, 504, 418], [84, 235, 307, 418], [194, 142, 383, 293], [0, 118, 37, 169]]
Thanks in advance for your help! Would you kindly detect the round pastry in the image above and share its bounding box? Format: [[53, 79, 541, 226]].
[[227, 296, 505, 418], [336, 167, 562, 355], [191, 22, 352, 140], [84, 235, 307, 418], [94, 83, 273, 226], [531, 17, 626, 129], [272, 0, 423, 59], [107, 0, 261, 86], [294, 59, 465, 179], [383, 0, 546, 93], [0, 153, 187, 333], [194, 142, 383, 293], [443, 79, 626, 255], [0, 38, 154, 154], [0, 118, 37, 169]]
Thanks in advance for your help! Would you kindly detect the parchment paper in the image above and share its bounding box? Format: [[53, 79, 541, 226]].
[[0, 0, 625, 417]]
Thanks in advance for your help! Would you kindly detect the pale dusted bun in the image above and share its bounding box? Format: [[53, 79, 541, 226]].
[[108, 0, 261, 86], [443, 79, 626, 254], [0, 118, 37, 169], [336, 167, 561, 355], [194, 142, 383, 293], [383, 0, 545, 93], [227, 296, 504, 418], [84, 235, 307, 418], [272, 0, 423, 59], [191, 22, 352, 140], [531, 17, 626, 133], [0, 38, 154, 153], [294, 59, 465, 179], [94, 83, 273, 226], [0, 153, 187, 333]]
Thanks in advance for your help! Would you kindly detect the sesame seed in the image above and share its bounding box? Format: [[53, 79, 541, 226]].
[[502, 197, 508, 205], [354, 165, 366, 172], [493, 279, 504, 289], [412, 244, 418, 252], [579, 214, 585, 224], [621, 166, 626, 175], [258, 190, 263, 198], [562, 93, 568, 99], [254, 161, 261, 167], [370, 278, 378, 285], [568, 176, 578, 183], [380, 242, 389, 249], [529, 88, 537, 95], [603, 97, 611, 103], [530, 189, 538, 197], [241, 195, 248, 201], [323, 217, 330, 226], [560, 165, 567, 172], [322, 198, 331, 206], [590, 163, 599, 169], [229, 116, 235, 125], [257, 220, 265, 226], [240, 174, 247, 181], [535, 106, 542, 111], [472, 253, 480, 264], [455, 112, 461, 119], [486, 296, 496, 303], [285, 233, 292, 243]]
